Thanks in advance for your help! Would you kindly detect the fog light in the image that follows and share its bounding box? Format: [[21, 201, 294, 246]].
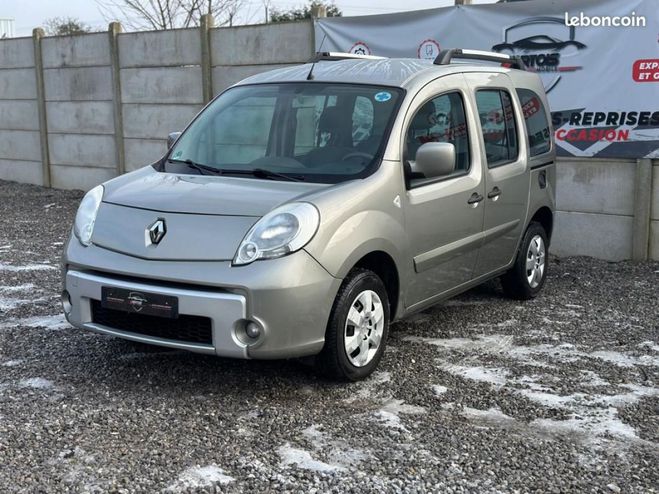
[[245, 321, 261, 339]]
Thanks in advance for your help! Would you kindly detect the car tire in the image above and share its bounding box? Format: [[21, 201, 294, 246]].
[[316, 268, 390, 381], [501, 221, 548, 300]]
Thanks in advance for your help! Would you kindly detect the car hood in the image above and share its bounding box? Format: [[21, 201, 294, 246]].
[[102, 166, 326, 216], [91, 166, 328, 261]]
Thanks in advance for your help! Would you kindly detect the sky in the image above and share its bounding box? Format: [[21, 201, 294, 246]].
[[2, 0, 497, 37]]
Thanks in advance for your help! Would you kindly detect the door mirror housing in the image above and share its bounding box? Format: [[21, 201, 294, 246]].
[[167, 132, 182, 150], [415, 142, 456, 178]]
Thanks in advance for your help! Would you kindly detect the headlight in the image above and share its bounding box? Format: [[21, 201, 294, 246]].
[[73, 185, 104, 246], [233, 202, 320, 265]]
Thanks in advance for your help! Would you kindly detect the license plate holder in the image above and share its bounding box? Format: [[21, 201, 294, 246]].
[[101, 287, 179, 319]]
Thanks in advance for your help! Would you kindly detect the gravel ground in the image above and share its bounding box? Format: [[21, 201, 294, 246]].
[[0, 179, 658, 493]]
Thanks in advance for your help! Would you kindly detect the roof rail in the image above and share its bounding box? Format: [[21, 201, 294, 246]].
[[310, 51, 387, 62], [434, 49, 527, 70]]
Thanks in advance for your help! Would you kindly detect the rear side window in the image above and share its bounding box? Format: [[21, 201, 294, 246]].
[[516, 88, 551, 156], [475, 89, 518, 167]]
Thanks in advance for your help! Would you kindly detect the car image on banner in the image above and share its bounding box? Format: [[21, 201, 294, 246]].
[[316, 0, 659, 159]]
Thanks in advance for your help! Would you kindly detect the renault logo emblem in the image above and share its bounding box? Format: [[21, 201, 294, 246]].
[[146, 218, 167, 246]]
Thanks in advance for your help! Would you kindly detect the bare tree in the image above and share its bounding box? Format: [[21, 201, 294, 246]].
[[96, 0, 245, 30]]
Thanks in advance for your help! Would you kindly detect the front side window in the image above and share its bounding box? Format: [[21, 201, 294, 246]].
[[168, 83, 402, 184], [516, 88, 551, 156], [475, 89, 519, 167], [405, 92, 470, 176]]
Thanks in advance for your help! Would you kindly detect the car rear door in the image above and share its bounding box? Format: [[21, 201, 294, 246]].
[[464, 72, 530, 277]]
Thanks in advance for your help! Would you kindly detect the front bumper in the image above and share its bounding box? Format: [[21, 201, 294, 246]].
[[63, 238, 341, 359]]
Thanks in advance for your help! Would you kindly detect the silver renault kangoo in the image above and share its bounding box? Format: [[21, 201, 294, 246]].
[[62, 49, 556, 380]]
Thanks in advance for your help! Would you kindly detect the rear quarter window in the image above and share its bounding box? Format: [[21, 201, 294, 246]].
[[516, 88, 552, 156]]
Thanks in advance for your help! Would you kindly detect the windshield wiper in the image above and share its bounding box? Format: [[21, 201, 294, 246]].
[[222, 168, 305, 182], [168, 158, 223, 176]]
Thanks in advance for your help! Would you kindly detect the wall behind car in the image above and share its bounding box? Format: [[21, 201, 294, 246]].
[[0, 18, 656, 262]]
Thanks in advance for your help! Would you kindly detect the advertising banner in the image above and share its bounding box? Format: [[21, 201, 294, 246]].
[[315, 0, 659, 158]]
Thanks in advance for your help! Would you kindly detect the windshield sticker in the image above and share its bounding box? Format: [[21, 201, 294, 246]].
[[173, 150, 183, 158], [374, 91, 392, 103]]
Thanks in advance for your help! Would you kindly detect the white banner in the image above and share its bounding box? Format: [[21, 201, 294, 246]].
[[315, 0, 659, 158]]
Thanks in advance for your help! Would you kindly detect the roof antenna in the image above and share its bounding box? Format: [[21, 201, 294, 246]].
[[307, 33, 327, 80]]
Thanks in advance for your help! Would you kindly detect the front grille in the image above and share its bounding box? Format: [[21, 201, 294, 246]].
[[91, 300, 213, 345]]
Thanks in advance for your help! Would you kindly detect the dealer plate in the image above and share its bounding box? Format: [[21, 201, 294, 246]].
[[101, 287, 179, 319]]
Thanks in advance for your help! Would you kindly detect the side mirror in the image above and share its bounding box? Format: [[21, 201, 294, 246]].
[[415, 142, 456, 178], [167, 132, 182, 150]]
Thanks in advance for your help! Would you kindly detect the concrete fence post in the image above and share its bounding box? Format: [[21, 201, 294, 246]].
[[311, 5, 327, 18], [632, 158, 652, 261], [108, 22, 126, 177], [200, 14, 215, 103], [32, 28, 50, 187], [310, 5, 327, 55]]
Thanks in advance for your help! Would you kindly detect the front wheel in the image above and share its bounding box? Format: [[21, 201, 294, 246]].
[[501, 222, 548, 300], [316, 268, 390, 381]]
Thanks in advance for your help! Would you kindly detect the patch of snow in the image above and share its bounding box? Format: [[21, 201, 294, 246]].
[[20, 314, 70, 331], [638, 341, 659, 352], [373, 410, 406, 430], [373, 399, 426, 432], [166, 465, 234, 492], [441, 365, 509, 386], [380, 398, 426, 415], [531, 407, 638, 441], [2, 359, 24, 367], [579, 370, 610, 388], [460, 406, 515, 423], [301, 424, 367, 467], [590, 350, 658, 368], [19, 377, 54, 389], [431, 384, 448, 396], [277, 444, 345, 473], [343, 371, 391, 403], [0, 297, 31, 311], [518, 389, 578, 408], [0, 262, 56, 272], [0, 283, 36, 293]]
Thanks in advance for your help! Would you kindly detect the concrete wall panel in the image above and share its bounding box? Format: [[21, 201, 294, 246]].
[[123, 104, 201, 140], [124, 139, 166, 171], [46, 101, 115, 134], [552, 211, 633, 261], [211, 21, 313, 66], [0, 38, 35, 68], [0, 68, 37, 100], [0, 159, 42, 185], [0, 100, 39, 131], [650, 221, 659, 261], [49, 134, 116, 168], [0, 130, 42, 161], [556, 159, 635, 216], [50, 165, 116, 191], [44, 67, 113, 101], [212, 64, 294, 94], [652, 164, 659, 221], [42, 33, 110, 68], [118, 29, 201, 67], [120, 67, 203, 104]]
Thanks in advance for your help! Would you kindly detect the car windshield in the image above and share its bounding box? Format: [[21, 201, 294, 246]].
[[166, 83, 403, 183]]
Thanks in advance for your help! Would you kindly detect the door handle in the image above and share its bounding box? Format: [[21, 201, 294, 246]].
[[467, 192, 484, 207], [487, 187, 502, 200]]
